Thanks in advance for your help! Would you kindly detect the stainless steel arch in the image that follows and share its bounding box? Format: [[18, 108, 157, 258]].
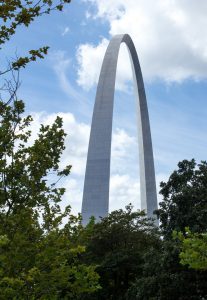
[[81, 34, 158, 225]]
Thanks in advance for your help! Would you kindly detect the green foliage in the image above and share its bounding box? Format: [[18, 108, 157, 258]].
[[78, 205, 160, 300], [174, 228, 207, 271], [0, 1, 101, 298], [0, 101, 100, 299], [127, 160, 207, 300], [126, 238, 205, 300], [157, 159, 207, 238], [0, 209, 100, 299], [0, 100, 71, 216]]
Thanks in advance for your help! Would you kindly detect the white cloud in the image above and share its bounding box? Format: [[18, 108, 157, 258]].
[[30, 111, 90, 176], [85, 11, 92, 19], [61, 26, 70, 36], [76, 38, 109, 90], [63, 178, 83, 215], [110, 174, 140, 212], [49, 51, 88, 104], [111, 128, 138, 175], [112, 128, 136, 160], [78, 0, 207, 89]]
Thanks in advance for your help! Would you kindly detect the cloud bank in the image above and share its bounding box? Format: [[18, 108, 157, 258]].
[[77, 0, 207, 90]]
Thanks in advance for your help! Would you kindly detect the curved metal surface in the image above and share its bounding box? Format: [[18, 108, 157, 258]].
[[81, 34, 158, 225]]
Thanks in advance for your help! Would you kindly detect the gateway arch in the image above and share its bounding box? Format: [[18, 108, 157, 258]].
[[81, 34, 158, 225]]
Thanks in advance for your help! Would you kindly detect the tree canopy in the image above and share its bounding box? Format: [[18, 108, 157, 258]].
[[127, 160, 207, 300], [0, 100, 100, 299], [77, 206, 160, 300], [157, 159, 207, 238], [0, 1, 102, 298], [174, 228, 207, 271]]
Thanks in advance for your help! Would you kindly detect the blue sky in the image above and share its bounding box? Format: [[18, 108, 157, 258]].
[[4, 0, 207, 214]]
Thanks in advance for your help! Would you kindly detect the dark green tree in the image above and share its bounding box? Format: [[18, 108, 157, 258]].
[[78, 205, 160, 300], [158, 159, 207, 238], [126, 238, 206, 300], [127, 160, 207, 300]]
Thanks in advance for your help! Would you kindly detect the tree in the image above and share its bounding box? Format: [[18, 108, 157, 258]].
[[0, 99, 70, 214], [78, 205, 160, 300], [126, 237, 207, 300], [0, 100, 100, 299], [0, 1, 101, 298], [127, 160, 207, 300], [174, 228, 207, 271], [157, 159, 207, 238]]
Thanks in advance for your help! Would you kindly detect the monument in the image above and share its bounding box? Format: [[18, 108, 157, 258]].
[[81, 34, 158, 225]]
